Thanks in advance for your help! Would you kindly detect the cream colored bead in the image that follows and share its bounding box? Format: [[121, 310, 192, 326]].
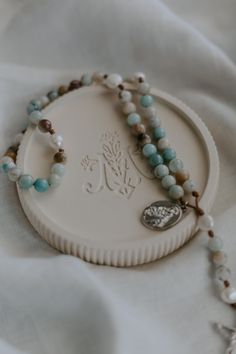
[[142, 106, 156, 119], [157, 138, 170, 151], [212, 251, 227, 266], [92, 72, 104, 83], [105, 74, 123, 89], [51, 134, 63, 149], [198, 214, 214, 231], [133, 72, 146, 82], [220, 286, 236, 304], [122, 102, 136, 115]]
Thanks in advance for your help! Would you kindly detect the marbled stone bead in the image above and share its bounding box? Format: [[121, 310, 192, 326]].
[[105, 74, 123, 89], [130, 124, 146, 136], [162, 148, 176, 162], [92, 72, 104, 83], [123, 102, 136, 115], [58, 86, 68, 96], [29, 110, 43, 125], [183, 179, 196, 193], [157, 138, 170, 151], [18, 174, 34, 189], [168, 184, 184, 200], [133, 72, 146, 82], [127, 113, 141, 126], [169, 158, 184, 173], [27, 101, 41, 114], [48, 174, 61, 188], [47, 90, 58, 101], [154, 164, 169, 179], [140, 95, 154, 108], [214, 265, 231, 282], [142, 106, 156, 119], [4, 150, 17, 162], [119, 90, 132, 103], [161, 175, 176, 190], [54, 151, 67, 164], [138, 82, 150, 94], [138, 134, 152, 148], [38, 119, 52, 133], [81, 73, 93, 86], [51, 163, 65, 177], [1, 160, 15, 173], [208, 236, 223, 252], [153, 127, 166, 140], [175, 170, 190, 184], [34, 178, 49, 193], [142, 144, 157, 157], [149, 116, 161, 128], [148, 153, 163, 167], [68, 80, 80, 91], [8, 167, 21, 182], [212, 251, 228, 266]]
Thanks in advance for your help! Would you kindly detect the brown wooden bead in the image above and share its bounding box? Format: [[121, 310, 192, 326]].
[[131, 124, 146, 136], [4, 150, 17, 162], [175, 170, 190, 184], [139, 134, 152, 148], [58, 85, 68, 96], [54, 151, 67, 164], [38, 119, 52, 133], [68, 80, 80, 91]]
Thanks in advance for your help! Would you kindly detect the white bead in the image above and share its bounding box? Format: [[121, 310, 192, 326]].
[[157, 138, 170, 151], [142, 106, 156, 119], [119, 90, 132, 103], [8, 167, 21, 182], [220, 286, 236, 304], [92, 72, 104, 83], [122, 102, 136, 115], [39, 95, 50, 107], [105, 74, 123, 89], [215, 266, 231, 282], [13, 133, 24, 146], [51, 134, 63, 149], [138, 82, 150, 94], [149, 116, 161, 128], [133, 72, 146, 82], [48, 174, 61, 188], [198, 214, 214, 231], [208, 236, 223, 252]]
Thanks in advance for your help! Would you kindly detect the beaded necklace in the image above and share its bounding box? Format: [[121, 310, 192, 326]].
[[1, 71, 235, 353]]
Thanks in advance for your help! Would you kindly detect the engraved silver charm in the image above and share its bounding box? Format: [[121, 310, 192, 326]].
[[141, 200, 183, 231]]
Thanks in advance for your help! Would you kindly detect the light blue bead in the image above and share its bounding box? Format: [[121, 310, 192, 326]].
[[148, 153, 163, 167], [51, 163, 65, 177], [140, 95, 154, 108], [48, 174, 61, 188], [153, 127, 166, 140], [127, 113, 141, 126], [48, 90, 58, 101], [27, 101, 41, 114], [34, 178, 49, 193], [142, 144, 157, 157], [208, 237, 223, 252], [29, 110, 43, 125], [18, 174, 34, 189], [161, 175, 176, 190], [168, 185, 184, 200], [169, 158, 184, 173], [2, 161, 15, 173], [81, 73, 93, 86], [154, 164, 169, 179], [30, 99, 42, 110], [162, 148, 176, 162]]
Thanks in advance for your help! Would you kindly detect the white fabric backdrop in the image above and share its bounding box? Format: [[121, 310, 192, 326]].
[[0, 0, 236, 353]]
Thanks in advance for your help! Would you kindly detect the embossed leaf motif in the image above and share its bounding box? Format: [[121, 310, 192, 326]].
[[141, 201, 182, 231]]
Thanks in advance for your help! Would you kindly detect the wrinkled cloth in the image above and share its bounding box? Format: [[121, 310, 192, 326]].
[[0, 0, 236, 353]]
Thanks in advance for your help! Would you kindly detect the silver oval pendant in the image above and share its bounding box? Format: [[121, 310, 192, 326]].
[[141, 200, 183, 231]]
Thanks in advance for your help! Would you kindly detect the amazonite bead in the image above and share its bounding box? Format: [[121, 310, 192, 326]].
[[169, 185, 184, 200], [8, 167, 21, 182], [18, 174, 34, 189], [27, 102, 40, 114], [140, 95, 154, 108], [148, 153, 163, 167], [153, 127, 166, 140], [48, 90, 58, 101], [169, 158, 184, 173], [2, 161, 15, 173], [161, 175, 176, 190], [154, 164, 169, 179], [119, 90, 132, 103], [29, 110, 43, 125], [162, 148, 176, 162], [34, 178, 49, 193], [127, 113, 141, 126], [81, 73, 92, 86], [51, 163, 65, 177], [142, 144, 157, 157], [48, 174, 61, 188], [208, 236, 223, 252], [149, 116, 161, 128], [183, 179, 196, 193], [143, 106, 156, 119]]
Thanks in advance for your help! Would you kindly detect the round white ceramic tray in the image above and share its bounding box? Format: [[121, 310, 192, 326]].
[[17, 85, 219, 266]]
